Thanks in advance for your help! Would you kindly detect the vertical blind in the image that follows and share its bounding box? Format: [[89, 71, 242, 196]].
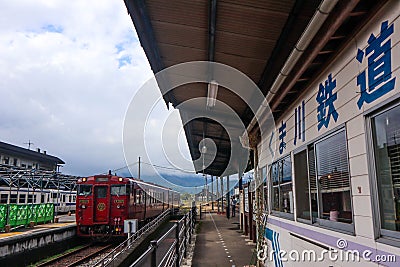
[[315, 130, 350, 191]]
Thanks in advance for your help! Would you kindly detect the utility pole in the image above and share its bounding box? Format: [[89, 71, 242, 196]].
[[239, 166, 243, 230], [227, 175, 230, 219], [138, 156, 141, 180], [220, 176, 224, 212], [205, 174, 208, 203], [211, 175, 214, 210], [201, 144, 207, 204], [216, 176, 219, 212]]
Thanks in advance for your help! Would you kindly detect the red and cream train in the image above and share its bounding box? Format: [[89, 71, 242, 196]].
[[76, 174, 180, 237]]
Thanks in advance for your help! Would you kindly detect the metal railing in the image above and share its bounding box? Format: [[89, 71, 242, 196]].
[[130, 208, 195, 267], [94, 208, 172, 267]]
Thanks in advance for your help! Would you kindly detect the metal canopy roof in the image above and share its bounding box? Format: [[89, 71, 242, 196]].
[[125, 0, 385, 177]]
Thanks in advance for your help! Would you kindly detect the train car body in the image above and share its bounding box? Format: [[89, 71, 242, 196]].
[[76, 175, 180, 237], [0, 186, 76, 213]]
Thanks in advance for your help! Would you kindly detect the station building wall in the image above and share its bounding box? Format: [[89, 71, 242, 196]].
[[257, 1, 400, 266]]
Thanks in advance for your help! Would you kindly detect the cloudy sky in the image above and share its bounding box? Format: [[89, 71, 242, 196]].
[[0, 0, 192, 178], [0, 0, 247, 195]]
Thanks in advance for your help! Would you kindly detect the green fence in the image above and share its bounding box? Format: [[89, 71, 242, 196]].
[[0, 203, 54, 231], [0, 205, 6, 229]]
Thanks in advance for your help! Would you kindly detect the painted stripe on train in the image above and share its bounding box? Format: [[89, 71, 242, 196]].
[[0, 188, 51, 193], [54, 203, 75, 206], [268, 217, 400, 266], [0, 188, 76, 194]]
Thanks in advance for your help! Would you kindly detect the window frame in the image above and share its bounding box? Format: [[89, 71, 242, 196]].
[[0, 194, 8, 204], [27, 194, 33, 203], [10, 194, 17, 204], [111, 184, 128, 196], [94, 186, 108, 199], [313, 128, 355, 234], [291, 125, 355, 234], [78, 185, 92, 196], [261, 166, 269, 214], [366, 99, 400, 241], [19, 193, 26, 204], [269, 153, 294, 220], [294, 148, 313, 224]]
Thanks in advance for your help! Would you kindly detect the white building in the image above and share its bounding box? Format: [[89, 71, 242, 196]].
[[0, 141, 64, 171], [254, 1, 400, 266], [127, 0, 400, 265]]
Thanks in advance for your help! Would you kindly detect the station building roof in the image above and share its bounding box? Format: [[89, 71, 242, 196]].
[[0, 141, 64, 167], [125, 0, 385, 177]]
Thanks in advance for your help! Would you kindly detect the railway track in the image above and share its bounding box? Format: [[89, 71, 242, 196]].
[[36, 243, 115, 267]]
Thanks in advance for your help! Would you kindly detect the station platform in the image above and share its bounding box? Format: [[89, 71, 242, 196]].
[[192, 210, 256, 267], [0, 213, 77, 265], [0, 213, 75, 241]]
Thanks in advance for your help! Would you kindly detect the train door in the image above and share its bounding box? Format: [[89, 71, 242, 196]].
[[94, 186, 109, 222]]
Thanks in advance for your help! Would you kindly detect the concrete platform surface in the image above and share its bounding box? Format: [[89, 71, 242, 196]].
[[192, 211, 256, 267], [0, 213, 76, 241]]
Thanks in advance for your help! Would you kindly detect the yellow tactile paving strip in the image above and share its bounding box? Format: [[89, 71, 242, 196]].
[[0, 222, 76, 238], [38, 222, 75, 228], [0, 232, 24, 238]]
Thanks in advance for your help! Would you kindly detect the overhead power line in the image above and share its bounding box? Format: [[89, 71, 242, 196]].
[[109, 160, 196, 174]]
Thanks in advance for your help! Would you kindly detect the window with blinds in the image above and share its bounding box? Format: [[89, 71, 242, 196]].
[[308, 146, 318, 222], [309, 146, 317, 193], [315, 130, 352, 223], [316, 130, 350, 192], [294, 129, 353, 228]]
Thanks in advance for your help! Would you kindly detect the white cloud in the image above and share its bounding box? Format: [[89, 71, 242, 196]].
[[0, 0, 158, 176], [0, 0, 201, 191]]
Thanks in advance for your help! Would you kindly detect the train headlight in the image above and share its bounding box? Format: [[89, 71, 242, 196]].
[[117, 205, 121, 209], [82, 177, 87, 182], [80, 204, 86, 209], [118, 177, 123, 182]]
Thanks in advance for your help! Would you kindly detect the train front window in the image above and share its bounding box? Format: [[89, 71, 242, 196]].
[[111, 185, 128, 196], [95, 186, 107, 198], [78, 185, 92, 196]]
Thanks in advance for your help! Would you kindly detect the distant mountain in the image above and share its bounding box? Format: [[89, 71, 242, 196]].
[[115, 169, 205, 193], [160, 173, 205, 187], [115, 167, 242, 194]]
